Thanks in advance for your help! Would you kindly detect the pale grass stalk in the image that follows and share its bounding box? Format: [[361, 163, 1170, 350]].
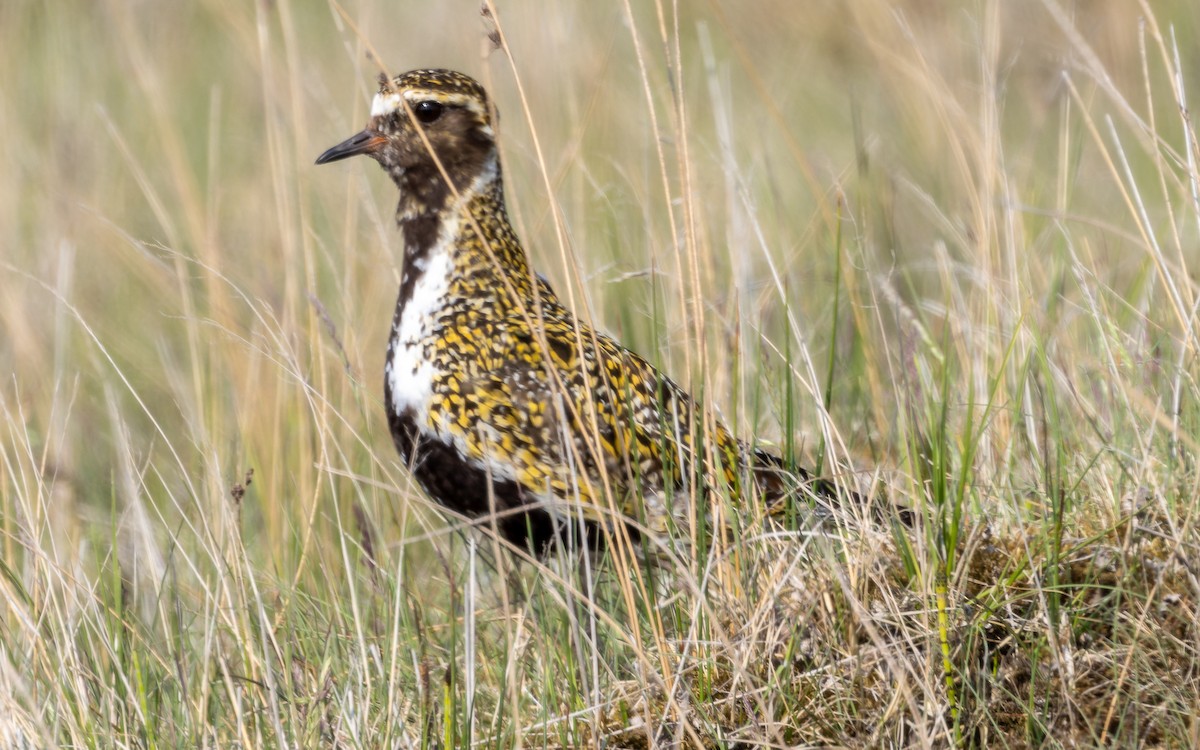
[[487, 0, 677, 725]]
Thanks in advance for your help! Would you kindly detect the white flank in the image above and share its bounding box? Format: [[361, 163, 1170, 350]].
[[387, 217, 456, 426], [388, 152, 526, 484]]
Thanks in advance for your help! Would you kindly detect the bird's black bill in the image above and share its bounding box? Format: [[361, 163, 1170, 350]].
[[315, 130, 386, 165]]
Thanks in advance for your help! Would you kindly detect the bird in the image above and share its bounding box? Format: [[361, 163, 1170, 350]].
[[316, 68, 849, 554]]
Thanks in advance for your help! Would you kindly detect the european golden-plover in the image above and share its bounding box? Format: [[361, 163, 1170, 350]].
[[317, 69, 848, 553]]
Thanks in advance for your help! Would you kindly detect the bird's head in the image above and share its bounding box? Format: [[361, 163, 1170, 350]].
[[316, 69, 498, 213]]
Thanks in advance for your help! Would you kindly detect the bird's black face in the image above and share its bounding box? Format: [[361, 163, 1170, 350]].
[[317, 69, 497, 209]]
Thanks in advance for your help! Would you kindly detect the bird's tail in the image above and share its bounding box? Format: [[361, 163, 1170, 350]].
[[750, 446, 862, 512], [751, 447, 913, 527]]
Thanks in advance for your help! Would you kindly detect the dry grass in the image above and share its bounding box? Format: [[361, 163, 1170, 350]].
[[2, 0, 1200, 747]]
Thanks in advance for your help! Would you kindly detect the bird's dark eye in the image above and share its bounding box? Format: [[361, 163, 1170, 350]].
[[413, 100, 444, 124]]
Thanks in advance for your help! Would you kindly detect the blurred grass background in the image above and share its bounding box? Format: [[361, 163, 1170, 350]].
[[2, 0, 1200, 746]]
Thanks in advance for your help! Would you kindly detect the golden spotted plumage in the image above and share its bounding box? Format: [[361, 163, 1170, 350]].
[[318, 69, 828, 552]]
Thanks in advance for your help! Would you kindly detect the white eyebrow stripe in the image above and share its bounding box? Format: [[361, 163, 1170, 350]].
[[369, 91, 487, 119]]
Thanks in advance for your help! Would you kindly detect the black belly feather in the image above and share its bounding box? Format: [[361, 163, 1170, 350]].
[[385, 401, 616, 554]]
